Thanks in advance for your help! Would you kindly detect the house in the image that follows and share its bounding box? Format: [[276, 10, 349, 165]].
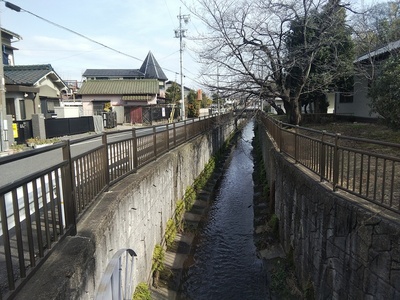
[[165, 80, 192, 100], [4, 64, 69, 120], [78, 79, 159, 124], [334, 40, 400, 119], [1, 27, 22, 66], [79, 51, 168, 124]]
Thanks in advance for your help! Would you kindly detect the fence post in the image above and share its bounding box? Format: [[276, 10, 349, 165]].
[[62, 140, 77, 235], [294, 125, 299, 163], [102, 134, 110, 186], [173, 122, 177, 147], [320, 130, 326, 182], [166, 124, 170, 152], [332, 133, 340, 191], [132, 129, 138, 171], [184, 119, 188, 142], [153, 126, 157, 159], [279, 121, 283, 152]]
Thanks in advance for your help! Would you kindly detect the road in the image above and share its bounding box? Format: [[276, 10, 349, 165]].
[[0, 122, 188, 189]]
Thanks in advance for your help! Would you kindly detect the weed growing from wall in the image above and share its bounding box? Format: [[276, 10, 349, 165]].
[[193, 157, 216, 192], [165, 219, 177, 250], [184, 186, 196, 210], [152, 244, 165, 288], [174, 200, 185, 231], [132, 282, 151, 300]]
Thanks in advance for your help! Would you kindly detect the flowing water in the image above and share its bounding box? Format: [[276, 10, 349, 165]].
[[180, 120, 268, 300]]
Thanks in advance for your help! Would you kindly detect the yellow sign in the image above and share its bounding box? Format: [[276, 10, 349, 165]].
[[13, 123, 18, 138]]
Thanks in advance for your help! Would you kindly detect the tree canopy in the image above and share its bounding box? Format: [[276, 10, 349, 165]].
[[369, 54, 400, 128], [187, 0, 355, 124]]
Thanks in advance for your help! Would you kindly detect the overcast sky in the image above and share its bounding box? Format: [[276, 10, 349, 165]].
[[0, 0, 387, 90]]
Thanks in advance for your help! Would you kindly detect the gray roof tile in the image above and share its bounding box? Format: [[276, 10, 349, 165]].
[[78, 79, 159, 95], [82, 69, 144, 78], [82, 51, 168, 81], [4, 64, 56, 85], [139, 51, 168, 81]]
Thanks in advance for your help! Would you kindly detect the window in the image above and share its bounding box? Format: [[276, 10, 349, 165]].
[[93, 101, 109, 115], [6, 98, 15, 119], [339, 93, 353, 103], [47, 101, 55, 113], [19, 100, 26, 120]]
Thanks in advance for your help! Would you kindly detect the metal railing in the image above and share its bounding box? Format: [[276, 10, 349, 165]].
[[0, 113, 232, 298], [260, 113, 400, 214], [96, 248, 137, 300]]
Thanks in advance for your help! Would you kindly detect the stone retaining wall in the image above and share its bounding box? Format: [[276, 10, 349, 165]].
[[257, 120, 400, 299], [16, 120, 236, 299]]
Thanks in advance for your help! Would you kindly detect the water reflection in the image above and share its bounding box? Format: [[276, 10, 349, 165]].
[[180, 120, 268, 300]]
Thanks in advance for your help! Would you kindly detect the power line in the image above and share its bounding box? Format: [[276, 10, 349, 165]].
[[1, 1, 181, 76]]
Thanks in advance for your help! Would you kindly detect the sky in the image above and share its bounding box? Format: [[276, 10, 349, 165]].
[[0, 0, 388, 90], [0, 0, 203, 89]]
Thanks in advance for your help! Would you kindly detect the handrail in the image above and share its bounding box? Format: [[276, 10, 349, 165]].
[[260, 113, 400, 214], [0, 113, 234, 298], [96, 248, 137, 300]]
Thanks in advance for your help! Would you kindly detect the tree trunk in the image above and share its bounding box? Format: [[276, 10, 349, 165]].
[[288, 98, 301, 125], [153, 270, 160, 288], [268, 100, 285, 115]]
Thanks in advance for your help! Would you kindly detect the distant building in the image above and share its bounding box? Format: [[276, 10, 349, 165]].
[[4, 64, 68, 120], [79, 51, 168, 124], [1, 27, 22, 66], [335, 39, 400, 119]]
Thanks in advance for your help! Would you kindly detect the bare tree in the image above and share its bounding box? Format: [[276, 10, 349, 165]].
[[186, 0, 354, 124]]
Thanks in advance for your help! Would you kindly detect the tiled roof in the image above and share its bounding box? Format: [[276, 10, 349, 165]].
[[139, 51, 168, 81], [1, 27, 22, 41], [355, 39, 400, 63], [4, 64, 56, 85], [78, 79, 159, 95], [82, 69, 144, 78], [122, 95, 153, 101], [82, 51, 168, 81]]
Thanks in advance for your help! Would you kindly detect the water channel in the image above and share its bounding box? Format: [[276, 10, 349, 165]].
[[179, 120, 268, 299]]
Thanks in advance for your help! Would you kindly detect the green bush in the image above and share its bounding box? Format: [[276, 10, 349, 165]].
[[193, 157, 217, 191], [174, 200, 185, 230], [152, 244, 165, 288], [152, 244, 165, 273], [165, 219, 177, 249], [184, 186, 196, 210], [369, 54, 400, 129], [132, 282, 151, 300]]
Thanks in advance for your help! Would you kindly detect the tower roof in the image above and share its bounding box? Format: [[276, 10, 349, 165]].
[[139, 51, 168, 81]]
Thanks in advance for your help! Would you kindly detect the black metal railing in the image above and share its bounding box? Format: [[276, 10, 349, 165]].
[[259, 113, 400, 214], [0, 113, 233, 298]]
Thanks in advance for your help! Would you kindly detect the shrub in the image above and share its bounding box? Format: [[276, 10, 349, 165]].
[[165, 219, 177, 249], [132, 282, 151, 300], [152, 244, 165, 287], [369, 54, 400, 129], [174, 200, 185, 230], [184, 186, 196, 210]]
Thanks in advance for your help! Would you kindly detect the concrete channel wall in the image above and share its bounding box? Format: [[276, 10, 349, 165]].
[[16, 119, 236, 299], [257, 121, 400, 299]]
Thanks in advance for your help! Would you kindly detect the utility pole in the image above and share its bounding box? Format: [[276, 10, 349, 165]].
[[175, 7, 189, 120], [0, 13, 8, 152], [217, 65, 220, 114]]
